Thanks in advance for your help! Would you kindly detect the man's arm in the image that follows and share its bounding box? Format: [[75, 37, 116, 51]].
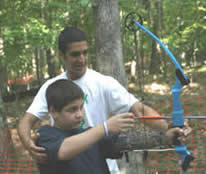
[[130, 101, 168, 130], [18, 113, 47, 161]]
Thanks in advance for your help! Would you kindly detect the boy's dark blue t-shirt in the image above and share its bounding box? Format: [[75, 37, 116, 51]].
[[37, 125, 122, 174]]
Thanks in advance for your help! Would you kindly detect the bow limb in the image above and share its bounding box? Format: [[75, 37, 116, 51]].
[[134, 21, 189, 86], [130, 17, 194, 173]]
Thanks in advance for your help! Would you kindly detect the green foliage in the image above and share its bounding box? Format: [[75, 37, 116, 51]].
[[0, 0, 206, 79], [25, 19, 56, 49], [0, 0, 94, 79], [121, 0, 206, 76]]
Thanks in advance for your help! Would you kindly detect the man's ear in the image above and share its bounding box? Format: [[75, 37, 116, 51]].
[[59, 51, 65, 61]]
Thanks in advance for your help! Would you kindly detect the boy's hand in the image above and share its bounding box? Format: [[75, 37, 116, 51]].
[[166, 126, 192, 145], [167, 119, 192, 145], [183, 119, 192, 136], [107, 113, 135, 134]]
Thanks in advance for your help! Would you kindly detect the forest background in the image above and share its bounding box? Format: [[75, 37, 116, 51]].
[[0, 0, 206, 173]]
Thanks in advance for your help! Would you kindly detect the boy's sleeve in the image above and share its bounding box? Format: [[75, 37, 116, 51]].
[[37, 126, 65, 164], [99, 134, 123, 159]]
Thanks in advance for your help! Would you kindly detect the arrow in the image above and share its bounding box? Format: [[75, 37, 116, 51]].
[[132, 116, 206, 120]]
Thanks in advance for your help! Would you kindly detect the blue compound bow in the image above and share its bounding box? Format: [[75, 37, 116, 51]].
[[125, 12, 194, 174]]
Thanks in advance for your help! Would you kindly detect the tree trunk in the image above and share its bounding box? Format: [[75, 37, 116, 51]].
[[93, 0, 146, 173], [34, 48, 40, 82], [0, 64, 8, 94], [46, 48, 57, 78], [39, 47, 45, 80], [149, 1, 161, 74], [93, 0, 127, 87], [0, 90, 13, 173]]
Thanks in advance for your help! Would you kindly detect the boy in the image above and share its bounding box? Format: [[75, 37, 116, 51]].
[[37, 79, 186, 174]]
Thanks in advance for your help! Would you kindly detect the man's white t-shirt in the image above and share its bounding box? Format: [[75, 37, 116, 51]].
[[27, 68, 138, 174]]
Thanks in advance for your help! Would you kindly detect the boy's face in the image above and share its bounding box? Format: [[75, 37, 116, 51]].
[[62, 41, 88, 80], [52, 98, 84, 131]]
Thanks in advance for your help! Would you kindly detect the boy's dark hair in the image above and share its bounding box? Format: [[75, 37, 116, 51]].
[[46, 79, 84, 112], [58, 27, 87, 55]]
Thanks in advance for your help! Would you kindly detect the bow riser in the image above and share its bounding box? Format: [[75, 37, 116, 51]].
[[172, 80, 184, 127]]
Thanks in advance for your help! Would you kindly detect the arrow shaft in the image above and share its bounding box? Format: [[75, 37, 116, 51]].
[[133, 116, 206, 120]]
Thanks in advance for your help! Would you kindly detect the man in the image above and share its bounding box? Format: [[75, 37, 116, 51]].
[[37, 79, 186, 174], [18, 27, 178, 174]]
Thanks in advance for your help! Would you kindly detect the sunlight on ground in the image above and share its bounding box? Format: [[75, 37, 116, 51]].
[[129, 81, 201, 95], [185, 66, 206, 73], [128, 82, 171, 95], [188, 82, 199, 88], [144, 82, 170, 95]]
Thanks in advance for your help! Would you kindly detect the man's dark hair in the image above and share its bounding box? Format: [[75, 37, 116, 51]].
[[46, 79, 84, 112], [58, 27, 87, 55]]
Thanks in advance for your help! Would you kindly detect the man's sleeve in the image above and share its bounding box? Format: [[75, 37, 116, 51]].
[[104, 77, 138, 115], [26, 81, 50, 120]]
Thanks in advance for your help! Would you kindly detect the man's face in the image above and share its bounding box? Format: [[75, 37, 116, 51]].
[[52, 98, 84, 131], [62, 41, 88, 80]]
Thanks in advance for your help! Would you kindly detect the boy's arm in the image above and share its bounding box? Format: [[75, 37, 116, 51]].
[[39, 113, 188, 162], [58, 113, 134, 160], [18, 113, 47, 162], [58, 124, 105, 160]]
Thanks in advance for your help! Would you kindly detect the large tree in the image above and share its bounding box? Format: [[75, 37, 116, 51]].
[[0, 91, 13, 173], [93, 0, 127, 87], [0, 3, 12, 169], [93, 0, 146, 173]]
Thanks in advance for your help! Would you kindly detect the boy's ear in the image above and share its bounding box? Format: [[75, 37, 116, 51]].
[[49, 106, 57, 119]]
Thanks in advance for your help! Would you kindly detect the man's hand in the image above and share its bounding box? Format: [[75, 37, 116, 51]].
[[26, 132, 47, 163], [18, 113, 48, 163]]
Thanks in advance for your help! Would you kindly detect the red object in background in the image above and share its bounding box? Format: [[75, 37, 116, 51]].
[[8, 74, 34, 85]]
